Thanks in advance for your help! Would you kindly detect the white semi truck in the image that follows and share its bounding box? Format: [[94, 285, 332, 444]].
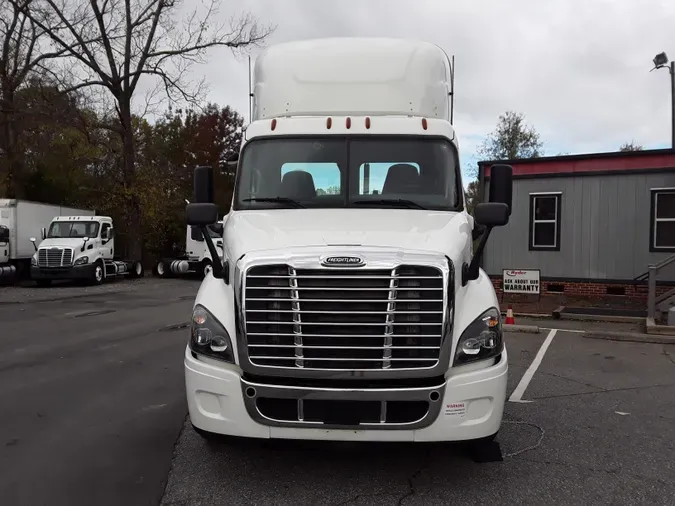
[[30, 215, 144, 286], [154, 218, 227, 279], [0, 199, 93, 282], [183, 38, 514, 447]]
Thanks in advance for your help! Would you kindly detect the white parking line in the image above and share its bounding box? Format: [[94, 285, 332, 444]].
[[541, 327, 585, 333], [509, 329, 558, 403]]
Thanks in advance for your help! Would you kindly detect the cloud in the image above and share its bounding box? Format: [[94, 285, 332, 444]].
[[170, 0, 675, 175]]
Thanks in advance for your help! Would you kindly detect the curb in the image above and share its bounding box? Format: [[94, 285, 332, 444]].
[[554, 313, 645, 324], [583, 330, 675, 345], [503, 324, 541, 334], [501, 312, 552, 319]]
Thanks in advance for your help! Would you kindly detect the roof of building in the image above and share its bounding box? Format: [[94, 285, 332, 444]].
[[479, 148, 675, 179]]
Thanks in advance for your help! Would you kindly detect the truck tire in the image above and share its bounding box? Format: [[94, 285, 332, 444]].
[[91, 260, 105, 285], [36, 279, 52, 287], [154, 260, 167, 278], [201, 259, 212, 278], [129, 261, 144, 279]]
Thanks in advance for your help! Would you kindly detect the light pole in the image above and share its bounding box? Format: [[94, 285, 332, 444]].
[[652, 51, 675, 148]]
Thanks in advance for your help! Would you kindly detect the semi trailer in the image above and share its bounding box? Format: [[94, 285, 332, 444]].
[[30, 215, 144, 286], [0, 199, 93, 282], [183, 37, 513, 446]]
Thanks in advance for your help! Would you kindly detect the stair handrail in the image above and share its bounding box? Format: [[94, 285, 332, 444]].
[[647, 252, 675, 320]]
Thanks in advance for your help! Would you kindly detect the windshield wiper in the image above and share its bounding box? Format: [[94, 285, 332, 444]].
[[352, 198, 427, 210], [243, 197, 305, 208]]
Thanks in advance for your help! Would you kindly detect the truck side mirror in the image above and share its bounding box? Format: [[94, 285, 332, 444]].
[[463, 202, 511, 286], [224, 152, 239, 174], [194, 165, 214, 204], [186, 203, 219, 226], [489, 164, 513, 215], [41, 227, 46, 240], [188, 165, 227, 282], [474, 202, 510, 227]]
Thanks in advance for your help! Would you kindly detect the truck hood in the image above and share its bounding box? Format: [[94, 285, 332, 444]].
[[37, 238, 89, 250], [224, 209, 473, 261]]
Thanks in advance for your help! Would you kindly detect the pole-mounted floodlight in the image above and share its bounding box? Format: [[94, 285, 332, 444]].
[[651, 51, 675, 148], [653, 51, 669, 68]]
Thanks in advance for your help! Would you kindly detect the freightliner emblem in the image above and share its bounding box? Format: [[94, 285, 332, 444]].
[[321, 255, 365, 267]]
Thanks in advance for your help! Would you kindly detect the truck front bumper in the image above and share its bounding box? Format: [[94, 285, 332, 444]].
[[30, 264, 94, 280], [185, 347, 508, 442]]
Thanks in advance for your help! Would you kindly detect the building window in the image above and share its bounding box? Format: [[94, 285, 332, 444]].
[[650, 188, 675, 252], [529, 193, 561, 251]]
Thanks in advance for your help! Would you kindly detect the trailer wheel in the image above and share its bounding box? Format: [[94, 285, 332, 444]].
[[91, 260, 105, 285], [201, 259, 212, 278], [154, 260, 168, 278]]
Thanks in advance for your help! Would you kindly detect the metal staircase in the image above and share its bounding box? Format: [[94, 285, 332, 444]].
[[647, 253, 675, 325]]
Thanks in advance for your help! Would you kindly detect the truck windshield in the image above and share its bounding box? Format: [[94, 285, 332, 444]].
[[234, 136, 461, 211], [47, 221, 100, 238]]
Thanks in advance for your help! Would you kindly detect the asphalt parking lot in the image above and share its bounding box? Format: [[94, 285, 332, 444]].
[[1, 278, 674, 506]]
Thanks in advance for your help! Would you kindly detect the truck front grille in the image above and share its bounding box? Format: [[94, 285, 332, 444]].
[[244, 264, 445, 371], [38, 248, 73, 267]]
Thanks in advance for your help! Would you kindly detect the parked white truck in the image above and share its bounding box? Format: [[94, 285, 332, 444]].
[[183, 38, 514, 447], [0, 199, 93, 282], [154, 218, 227, 279], [30, 215, 144, 286]]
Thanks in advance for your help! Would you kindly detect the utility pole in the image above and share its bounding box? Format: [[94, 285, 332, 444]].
[[670, 61, 674, 149], [652, 52, 675, 148]]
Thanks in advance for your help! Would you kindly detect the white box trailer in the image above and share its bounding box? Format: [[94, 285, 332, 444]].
[[0, 199, 94, 280]]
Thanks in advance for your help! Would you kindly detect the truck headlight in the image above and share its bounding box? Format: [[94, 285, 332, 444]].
[[74, 256, 89, 265], [31, 255, 37, 266], [189, 304, 235, 363], [454, 307, 503, 366]]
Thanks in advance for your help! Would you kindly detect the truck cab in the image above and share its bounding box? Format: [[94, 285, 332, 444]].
[[30, 215, 143, 285], [184, 38, 513, 444]]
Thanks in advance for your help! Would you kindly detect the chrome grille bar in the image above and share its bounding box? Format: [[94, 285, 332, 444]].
[[243, 263, 445, 371], [289, 266, 304, 368], [37, 247, 73, 267]]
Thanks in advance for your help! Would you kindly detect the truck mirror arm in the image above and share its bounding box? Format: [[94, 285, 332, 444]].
[[462, 226, 493, 286], [201, 227, 229, 284]]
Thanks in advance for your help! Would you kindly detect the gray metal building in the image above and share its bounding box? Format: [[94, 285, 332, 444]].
[[478, 149, 675, 298]]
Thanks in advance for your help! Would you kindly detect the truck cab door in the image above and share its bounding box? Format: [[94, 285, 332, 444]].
[[100, 224, 114, 259], [0, 225, 9, 264]]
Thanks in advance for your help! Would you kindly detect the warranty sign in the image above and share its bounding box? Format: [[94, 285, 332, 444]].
[[502, 269, 540, 294]]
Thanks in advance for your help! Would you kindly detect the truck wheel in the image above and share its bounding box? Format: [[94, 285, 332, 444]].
[[129, 261, 144, 279], [201, 259, 212, 278], [36, 279, 52, 287], [92, 260, 105, 285], [154, 260, 167, 278]]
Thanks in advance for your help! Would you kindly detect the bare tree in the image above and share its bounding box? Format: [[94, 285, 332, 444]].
[[619, 141, 643, 152], [0, 0, 74, 197], [13, 0, 273, 260]]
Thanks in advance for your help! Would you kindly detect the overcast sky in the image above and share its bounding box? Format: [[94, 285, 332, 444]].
[[177, 0, 675, 178]]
